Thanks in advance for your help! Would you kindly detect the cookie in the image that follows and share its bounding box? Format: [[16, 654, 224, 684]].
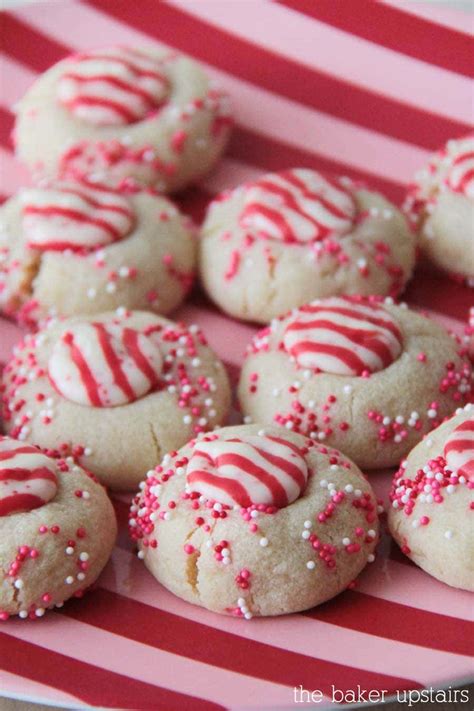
[[404, 135, 474, 286], [14, 46, 232, 193], [238, 296, 472, 469], [199, 169, 415, 324], [0, 181, 196, 326], [1, 310, 231, 491], [0, 436, 117, 620], [388, 403, 474, 591], [129, 424, 379, 617]]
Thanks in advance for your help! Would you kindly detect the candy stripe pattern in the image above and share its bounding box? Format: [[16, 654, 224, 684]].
[[57, 47, 169, 126], [444, 416, 474, 481], [186, 434, 309, 508], [21, 183, 134, 252], [283, 297, 403, 376], [0, 438, 58, 516], [445, 145, 474, 199], [48, 321, 163, 407], [239, 169, 356, 243]]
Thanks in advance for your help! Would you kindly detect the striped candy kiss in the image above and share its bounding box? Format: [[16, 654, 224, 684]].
[[48, 321, 164, 407], [445, 137, 474, 200], [0, 438, 58, 516], [57, 47, 169, 126], [283, 297, 403, 376], [239, 169, 356, 244], [444, 416, 474, 482], [186, 434, 309, 508], [21, 182, 134, 252]]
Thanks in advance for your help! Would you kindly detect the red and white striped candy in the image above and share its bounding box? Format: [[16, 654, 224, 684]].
[[444, 416, 474, 482], [445, 139, 474, 199], [48, 321, 163, 407], [57, 47, 169, 126], [239, 169, 356, 243], [21, 182, 134, 252], [283, 297, 403, 376], [186, 434, 309, 508], [0, 438, 58, 516]]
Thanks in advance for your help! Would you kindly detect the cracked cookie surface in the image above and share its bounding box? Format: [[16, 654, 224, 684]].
[[0, 437, 116, 620], [130, 424, 380, 617], [0, 183, 196, 326], [1, 310, 231, 491], [199, 169, 415, 324], [238, 296, 472, 469]]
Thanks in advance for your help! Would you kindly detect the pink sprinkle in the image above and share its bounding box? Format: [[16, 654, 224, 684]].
[[184, 544, 195, 555], [171, 129, 187, 153]]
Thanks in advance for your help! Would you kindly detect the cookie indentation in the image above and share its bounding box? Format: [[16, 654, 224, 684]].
[[57, 47, 169, 126], [0, 438, 58, 516], [21, 183, 134, 252], [444, 416, 474, 480], [186, 433, 309, 508], [48, 321, 163, 407], [239, 169, 356, 244], [283, 297, 403, 376]]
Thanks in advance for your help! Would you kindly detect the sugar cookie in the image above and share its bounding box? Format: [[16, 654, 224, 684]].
[[130, 424, 379, 617], [0, 437, 116, 620], [0, 182, 196, 326], [388, 404, 473, 591], [1, 310, 231, 490], [14, 47, 232, 192], [238, 296, 472, 469], [199, 169, 415, 323], [404, 135, 474, 286]]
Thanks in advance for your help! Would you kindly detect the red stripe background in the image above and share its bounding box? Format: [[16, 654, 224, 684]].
[[0, 1, 473, 708]]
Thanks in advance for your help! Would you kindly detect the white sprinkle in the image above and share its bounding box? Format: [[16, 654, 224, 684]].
[[19, 610, 28, 619], [302, 530, 311, 540], [65, 547, 74, 555], [106, 282, 117, 294], [367, 554, 375, 563], [35, 608, 45, 617], [79, 552, 89, 562], [342, 537, 351, 546], [303, 520, 312, 529], [306, 561, 316, 570], [14, 579, 24, 589], [444, 530, 453, 539], [137, 550, 145, 560], [259, 537, 269, 547], [65, 576, 74, 585]]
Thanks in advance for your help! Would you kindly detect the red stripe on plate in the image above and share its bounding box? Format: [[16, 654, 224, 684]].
[[0, 107, 14, 151], [404, 263, 472, 322], [84, 0, 470, 150], [304, 590, 474, 656], [60, 587, 422, 694], [276, 0, 474, 79], [0, 631, 222, 710], [229, 127, 405, 204], [0, 13, 67, 71]]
